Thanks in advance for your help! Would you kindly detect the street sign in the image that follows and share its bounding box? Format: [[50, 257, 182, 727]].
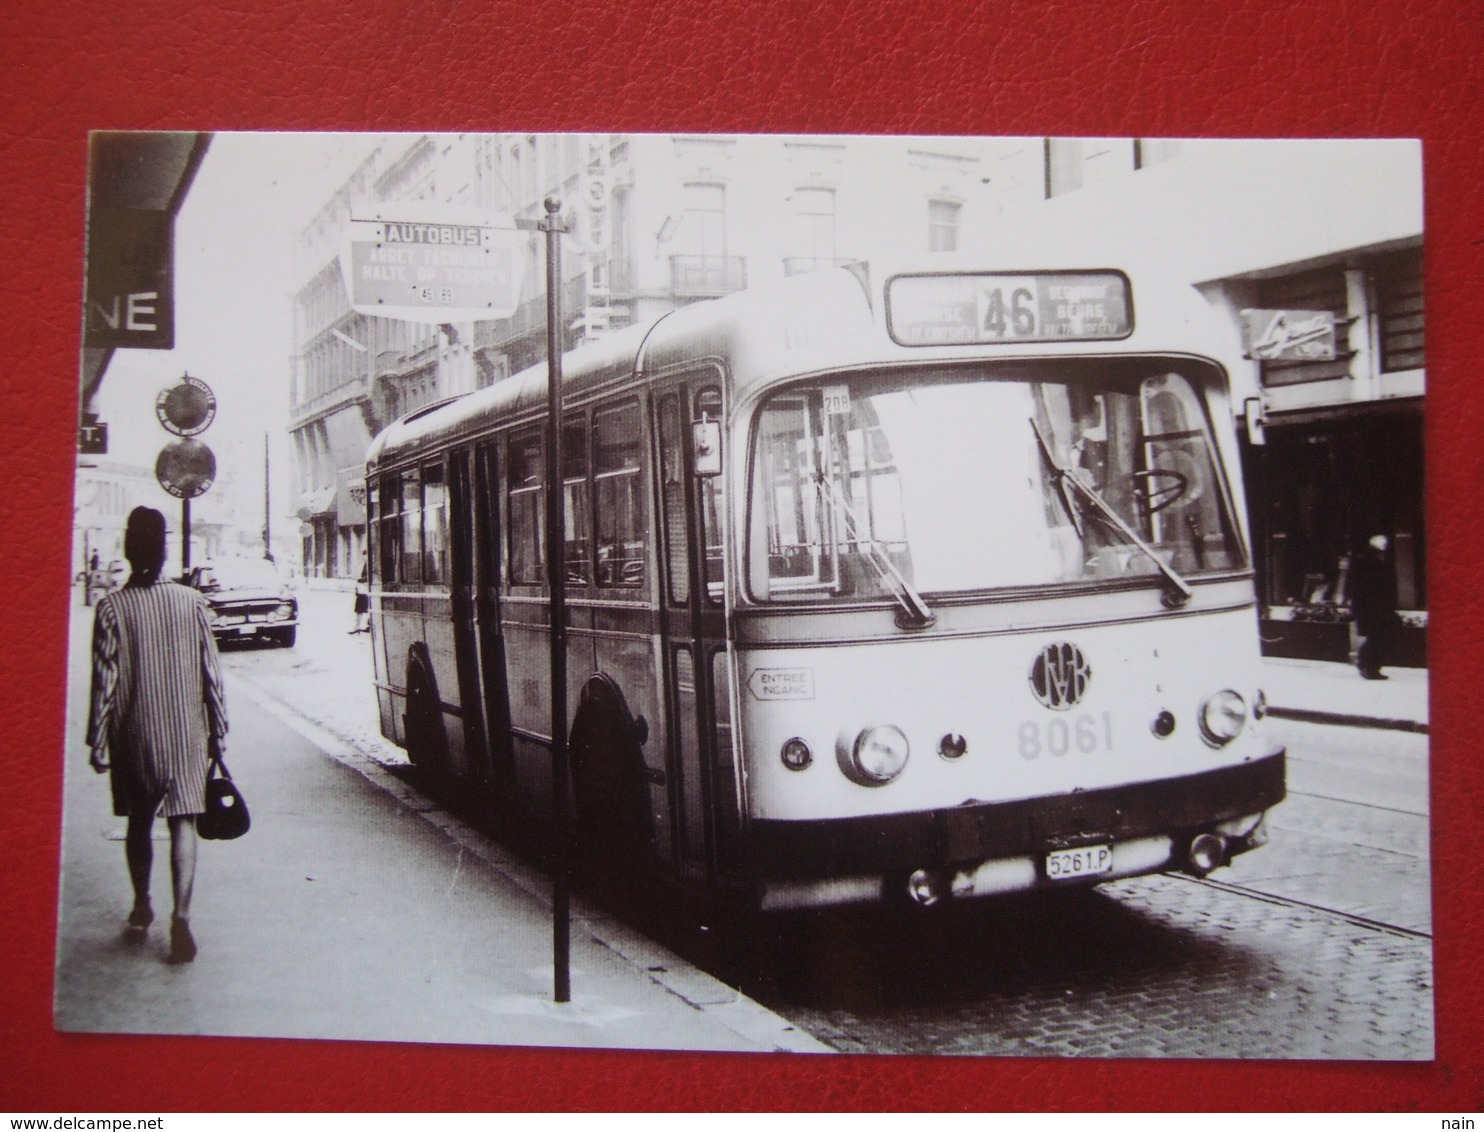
[[156, 438, 216, 499], [340, 208, 526, 323], [156, 375, 217, 436], [84, 206, 175, 350], [78, 416, 108, 455]]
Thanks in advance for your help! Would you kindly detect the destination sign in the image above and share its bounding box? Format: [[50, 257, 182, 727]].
[[341, 210, 525, 323], [887, 271, 1132, 346]]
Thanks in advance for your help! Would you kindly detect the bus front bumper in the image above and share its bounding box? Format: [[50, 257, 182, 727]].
[[750, 751, 1285, 911]]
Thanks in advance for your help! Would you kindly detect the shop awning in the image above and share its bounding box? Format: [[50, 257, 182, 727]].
[[294, 487, 337, 519]]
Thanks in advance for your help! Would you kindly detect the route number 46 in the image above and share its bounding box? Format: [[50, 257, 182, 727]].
[[982, 286, 1036, 338], [1019, 712, 1114, 760]]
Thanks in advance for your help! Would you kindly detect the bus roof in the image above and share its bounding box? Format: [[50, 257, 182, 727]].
[[367, 258, 1232, 471]]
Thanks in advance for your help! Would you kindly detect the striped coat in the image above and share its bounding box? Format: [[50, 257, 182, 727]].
[[86, 579, 229, 817]]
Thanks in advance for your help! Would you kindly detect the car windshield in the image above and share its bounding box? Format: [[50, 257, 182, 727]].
[[198, 560, 285, 591], [747, 363, 1243, 604]]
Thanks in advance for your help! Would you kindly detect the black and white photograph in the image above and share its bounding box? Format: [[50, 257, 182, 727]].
[[57, 131, 1429, 1059]]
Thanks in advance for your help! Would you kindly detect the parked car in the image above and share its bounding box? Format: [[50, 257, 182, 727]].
[[184, 559, 298, 647]]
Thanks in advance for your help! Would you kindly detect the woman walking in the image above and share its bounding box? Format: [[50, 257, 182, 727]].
[[86, 507, 228, 964]]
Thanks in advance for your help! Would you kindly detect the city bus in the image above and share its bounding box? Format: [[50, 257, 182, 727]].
[[363, 260, 1284, 912]]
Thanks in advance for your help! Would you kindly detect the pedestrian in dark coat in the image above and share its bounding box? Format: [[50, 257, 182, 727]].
[[86, 507, 228, 963], [1351, 534, 1399, 680], [350, 555, 370, 634]]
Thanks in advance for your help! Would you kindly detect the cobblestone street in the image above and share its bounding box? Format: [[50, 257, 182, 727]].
[[738, 875, 1431, 1058]]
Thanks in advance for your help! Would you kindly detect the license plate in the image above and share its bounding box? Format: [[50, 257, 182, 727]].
[[238, 624, 257, 635], [1045, 844, 1112, 881]]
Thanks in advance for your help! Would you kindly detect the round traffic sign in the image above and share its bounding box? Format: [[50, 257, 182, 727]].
[[155, 438, 217, 499], [155, 375, 217, 436]]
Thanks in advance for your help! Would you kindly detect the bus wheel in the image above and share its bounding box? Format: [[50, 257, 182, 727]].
[[569, 676, 650, 869], [404, 650, 449, 795]]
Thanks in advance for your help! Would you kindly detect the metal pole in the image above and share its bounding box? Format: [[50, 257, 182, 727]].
[[182, 497, 191, 575], [263, 433, 274, 562], [540, 196, 572, 1004]]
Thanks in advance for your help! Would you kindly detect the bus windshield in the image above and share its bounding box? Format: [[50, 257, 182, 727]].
[[747, 364, 1244, 604]]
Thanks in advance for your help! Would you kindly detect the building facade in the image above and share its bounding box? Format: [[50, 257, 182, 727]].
[[289, 135, 1426, 667], [288, 133, 994, 578]]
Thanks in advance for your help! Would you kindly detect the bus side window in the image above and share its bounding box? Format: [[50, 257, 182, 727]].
[[594, 401, 646, 587], [399, 468, 423, 586], [376, 474, 400, 585], [658, 393, 689, 605], [696, 388, 725, 603], [422, 462, 449, 585], [508, 432, 545, 586], [564, 416, 590, 585]]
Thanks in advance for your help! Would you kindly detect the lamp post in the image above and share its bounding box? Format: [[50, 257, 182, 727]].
[[537, 197, 573, 1003]]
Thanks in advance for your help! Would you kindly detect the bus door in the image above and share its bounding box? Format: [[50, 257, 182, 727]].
[[470, 440, 518, 806], [445, 449, 491, 791], [655, 380, 742, 884]]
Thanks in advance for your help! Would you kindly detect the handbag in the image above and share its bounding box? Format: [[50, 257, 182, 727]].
[[197, 751, 250, 840]]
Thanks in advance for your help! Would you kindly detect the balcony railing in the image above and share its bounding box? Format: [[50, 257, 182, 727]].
[[670, 255, 747, 298]]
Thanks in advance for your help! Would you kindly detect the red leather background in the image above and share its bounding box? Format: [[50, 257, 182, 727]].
[[3, 0, 1480, 1112]]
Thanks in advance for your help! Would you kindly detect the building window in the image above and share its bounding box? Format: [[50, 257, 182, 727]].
[[1375, 248, 1424, 373], [1046, 138, 1136, 197], [610, 185, 633, 294], [1134, 139, 1183, 168], [787, 187, 836, 272], [681, 183, 727, 259], [673, 183, 742, 296], [928, 199, 960, 253]]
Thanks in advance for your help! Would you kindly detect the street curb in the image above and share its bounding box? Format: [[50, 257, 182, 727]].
[[226, 672, 833, 1055], [1267, 706, 1429, 735]]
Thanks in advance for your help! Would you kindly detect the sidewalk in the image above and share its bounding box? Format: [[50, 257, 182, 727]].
[[1261, 656, 1429, 734], [54, 602, 829, 1053]]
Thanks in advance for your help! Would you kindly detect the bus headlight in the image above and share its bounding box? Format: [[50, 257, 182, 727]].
[[1198, 690, 1247, 746], [839, 724, 909, 786]]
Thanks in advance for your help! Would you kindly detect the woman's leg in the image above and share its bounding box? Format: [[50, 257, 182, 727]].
[[167, 814, 198, 922], [124, 811, 155, 922], [165, 815, 199, 962]]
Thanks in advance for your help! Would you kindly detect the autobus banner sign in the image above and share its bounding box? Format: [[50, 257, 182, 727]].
[[887, 271, 1132, 346], [1239, 308, 1338, 361], [341, 210, 526, 323]]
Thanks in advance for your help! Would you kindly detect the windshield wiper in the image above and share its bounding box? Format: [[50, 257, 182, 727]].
[[814, 472, 935, 629], [1029, 417, 1193, 608]]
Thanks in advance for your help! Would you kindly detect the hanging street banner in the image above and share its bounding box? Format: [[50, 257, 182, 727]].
[[341, 207, 526, 323]]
